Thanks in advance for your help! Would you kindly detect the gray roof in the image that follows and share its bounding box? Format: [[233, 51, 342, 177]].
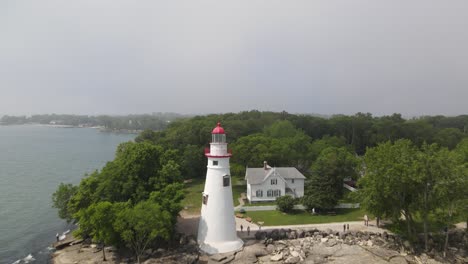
[[245, 167, 306, 185]]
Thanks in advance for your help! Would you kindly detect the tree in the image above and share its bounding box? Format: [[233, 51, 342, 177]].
[[114, 201, 172, 264], [433, 154, 468, 256], [358, 140, 420, 239], [303, 147, 358, 210], [276, 195, 295, 213], [434, 128, 465, 149], [149, 183, 185, 226], [74, 202, 122, 261], [416, 144, 453, 251], [455, 139, 468, 230], [52, 183, 78, 223]]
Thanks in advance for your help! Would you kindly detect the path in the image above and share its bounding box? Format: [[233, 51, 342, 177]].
[[233, 218, 390, 239]]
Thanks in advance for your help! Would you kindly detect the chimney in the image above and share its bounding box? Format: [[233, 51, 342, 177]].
[[263, 161, 268, 170]]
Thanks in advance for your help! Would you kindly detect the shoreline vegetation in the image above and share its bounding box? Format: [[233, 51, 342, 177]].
[[49, 111, 467, 263], [0, 113, 186, 132]]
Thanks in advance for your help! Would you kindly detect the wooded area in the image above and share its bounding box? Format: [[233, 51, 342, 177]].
[[52, 111, 468, 259]]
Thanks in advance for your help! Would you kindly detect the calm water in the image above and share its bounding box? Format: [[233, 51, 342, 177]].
[[0, 125, 134, 264]]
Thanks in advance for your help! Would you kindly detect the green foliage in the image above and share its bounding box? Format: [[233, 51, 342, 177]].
[[308, 135, 348, 162], [434, 128, 465, 149], [114, 200, 172, 263], [53, 140, 185, 258], [303, 147, 358, 210], [276, 195, 295, 212], [358, 140, 420, 237], [357, 139, 468, 245], [73, 201, 123, 251], [52, 183, 78, 223]]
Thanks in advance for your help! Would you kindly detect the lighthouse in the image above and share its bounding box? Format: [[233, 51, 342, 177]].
[[197, 122, 243, 254]]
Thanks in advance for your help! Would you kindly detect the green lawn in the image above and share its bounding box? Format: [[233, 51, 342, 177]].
[[182, 178, 205, 213], [232, 184, 245, 206], [243, 208, 370, 226]]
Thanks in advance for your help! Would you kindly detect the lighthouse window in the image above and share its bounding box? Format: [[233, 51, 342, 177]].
[[223, 175, 230, 187], [202, 194, 208, 205], [213, 160, 218, 166]]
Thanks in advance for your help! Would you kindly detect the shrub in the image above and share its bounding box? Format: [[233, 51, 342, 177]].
[[276, 195, 295, 213]]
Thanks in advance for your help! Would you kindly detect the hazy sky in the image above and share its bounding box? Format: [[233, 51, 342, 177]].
[[1, 1, 467, 116]]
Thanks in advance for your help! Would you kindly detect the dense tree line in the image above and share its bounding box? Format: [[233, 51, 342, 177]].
[[53, 110, 467, 260], [0, 113, 183, 130], [136, 111, 467, 179]]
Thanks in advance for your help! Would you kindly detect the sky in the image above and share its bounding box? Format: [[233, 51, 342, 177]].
[[1, 1, 467, 117]]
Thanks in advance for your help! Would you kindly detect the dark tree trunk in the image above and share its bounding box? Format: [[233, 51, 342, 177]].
[[444, 226, 449, 257], [102, 242, 106, 261], [423, 185, 428, 252]]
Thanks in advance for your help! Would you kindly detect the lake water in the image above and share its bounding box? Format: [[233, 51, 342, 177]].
[[0, 125, 134, 264]]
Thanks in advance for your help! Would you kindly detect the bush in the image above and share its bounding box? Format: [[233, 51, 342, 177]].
[[276, 195, 295, 213]]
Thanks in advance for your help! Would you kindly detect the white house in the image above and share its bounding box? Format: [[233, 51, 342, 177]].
[[245, 161, 306, 203]]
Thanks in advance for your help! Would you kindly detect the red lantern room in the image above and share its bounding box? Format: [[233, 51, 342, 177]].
[[211, 122, 226, 143]]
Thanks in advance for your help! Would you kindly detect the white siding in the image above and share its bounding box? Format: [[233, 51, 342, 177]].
[[249, 175, 286, 202], [285, 178, 304, 198]]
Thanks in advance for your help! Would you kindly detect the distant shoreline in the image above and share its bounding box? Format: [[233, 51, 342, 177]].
[[0, 123, 142, 134]]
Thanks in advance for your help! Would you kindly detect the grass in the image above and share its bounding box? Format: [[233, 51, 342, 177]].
[[182, 176, 246, 212], [182, 178, 205, 213], [243, 208, 370, 226], [232, 184, 245, 206]]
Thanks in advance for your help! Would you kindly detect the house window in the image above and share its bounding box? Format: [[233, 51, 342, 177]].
[[291, 179, 294, 184], [223, 175, 230, 187], [267, 189, 273, 197], [202, 194, 209, 205], [273, 189, 281, 197], [256, 190, 263, 197], [271, 179, 277, 185], [213, 160, 218, 166]]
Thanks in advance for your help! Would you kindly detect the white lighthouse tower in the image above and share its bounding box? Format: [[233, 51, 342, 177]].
[[197, 122, 243, 254]]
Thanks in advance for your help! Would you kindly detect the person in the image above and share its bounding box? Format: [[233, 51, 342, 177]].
[[364, 214, 369, 226], [247, 226, 250, 236], [56, 233, 59, 242], [347, 224, 349, 230], [343, 224, 346, 232], [240, 224, 244, 232]]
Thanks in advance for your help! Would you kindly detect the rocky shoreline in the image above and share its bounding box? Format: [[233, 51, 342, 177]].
[[52, 228, 467, 264]]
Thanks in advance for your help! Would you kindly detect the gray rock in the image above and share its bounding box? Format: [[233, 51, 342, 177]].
[[232, 250, 257, 264], [266, 244, 275, 254], [389, 256, 408, 264], [326, 238, 337, 247], [288, 230, 298, 239], [210, 254, 227, 262], [284, 256, 300, 263], [270, 252, 283, 261], [297, 229, 305, 238], [304, 254, 327, 264]]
